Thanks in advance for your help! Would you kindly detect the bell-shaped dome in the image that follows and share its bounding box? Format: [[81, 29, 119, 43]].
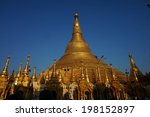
[[65, 12, 91, 54], [57, 12, 100, 66]]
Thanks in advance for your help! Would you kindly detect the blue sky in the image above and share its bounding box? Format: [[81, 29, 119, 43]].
[[0, 0, 150, 75]]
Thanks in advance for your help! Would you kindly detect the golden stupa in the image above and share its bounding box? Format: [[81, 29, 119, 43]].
[[37, 12, 127, 100]]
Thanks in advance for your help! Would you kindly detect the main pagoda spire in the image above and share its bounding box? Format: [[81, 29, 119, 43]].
[[73, 12, 82, 34], [64, 12, 91, 54], [56, 12, 99, 66]]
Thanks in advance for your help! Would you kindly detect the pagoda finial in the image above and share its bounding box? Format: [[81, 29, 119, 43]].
[[23, 55, 30, 75], [15, 63, 23, 85], [129, 54, 138, 82], [16, 63, 22, 78], [22, 55, 30, 87], [74, 12, 78, 18], [32, 67, 36, 81], [1, 56, 10, 76], [63, 12, 91, 55], [73, 12, 82, 34]]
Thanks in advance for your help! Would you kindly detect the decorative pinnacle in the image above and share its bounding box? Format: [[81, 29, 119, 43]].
[[1, 56, 10, 76], [64, 12, 91, 55], [27, 55, 30, 62], [74, 12, 78, 18], [6, 56, 10, 66], [73, 12, 82, 34], [129, 54, 138, 82], [129, 54, 135, 67], [23, 55, 30, 75], [16, 63, 22, 77], [32, 67, 36, 80]]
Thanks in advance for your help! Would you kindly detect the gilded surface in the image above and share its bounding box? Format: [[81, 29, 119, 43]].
[[0, 12, 145, 100]]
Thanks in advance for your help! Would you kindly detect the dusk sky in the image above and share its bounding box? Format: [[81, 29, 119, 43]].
[[0, 0, 150, 75]]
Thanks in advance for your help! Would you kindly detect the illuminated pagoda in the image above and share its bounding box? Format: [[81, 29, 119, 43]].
[[0, 13, 145, 100]]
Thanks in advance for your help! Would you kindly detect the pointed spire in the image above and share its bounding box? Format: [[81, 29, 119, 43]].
[[73, 12, 82, 34], [21, 55, 30, 87], [64, 12, 91, 55], [3, 70, 15, 97], [27, 67, 36, 89], [129, 54, 138, 70], [23, 55, 30, 76], [15, 64, 23, 86], [57, 12, 99, 66], [129, 54, 138, 82], [1, 56, 10, 77], [16, 63, 22, 78], [32, 67, 37, 81]]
